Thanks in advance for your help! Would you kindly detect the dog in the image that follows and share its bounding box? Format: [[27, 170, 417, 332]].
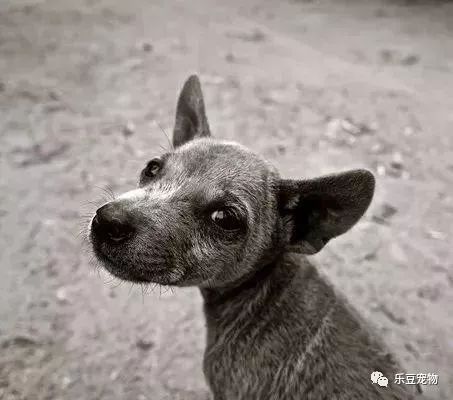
[[89, 75, 422, 399]]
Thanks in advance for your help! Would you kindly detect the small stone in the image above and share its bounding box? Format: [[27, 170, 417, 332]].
[[56, 287, 69, 304], [227, 28, 266, 42], [201, 74, 225, 85], [327, 118, 374, 139], [122, 122, 136, 137], [136, 338, 154, 351], [225, 52, 236, 63], [340, 119, 361, 136], [381, 204, 398, 219], [426, 229, 446, 241], [380, 49, 394, 63], [363, 251, 377, 261], [277, 144, 286, 155], [401, 54, 419, 66], [401, 171, 410, 180], [392, 151, 403, 161], [389, 242, 408, 264], [110, 370, 119, 381], [376, 165, 386, 176], [61, 376, 72, 388], [372, 203, 398, 225], [377, 304, 406, 325], [1, 335, 38, 348], [403, 126, 414, 136], [48, 90, 60, 101], [390, 152, 404, 169], [124, 57, 143, 70], [142, 42, 153, 52], [13, 142, 70, 167], [248, 29, 266, 42], [325, 118, 342, 139], [417, 285, 440, 301], [404, 342, 420, 358], [370, 143, 383, 154]]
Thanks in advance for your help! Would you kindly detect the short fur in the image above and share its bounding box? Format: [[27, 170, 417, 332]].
[[89, 75, 422, 399]]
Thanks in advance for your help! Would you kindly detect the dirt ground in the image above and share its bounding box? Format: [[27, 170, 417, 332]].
[[0, 0, 452, 399]]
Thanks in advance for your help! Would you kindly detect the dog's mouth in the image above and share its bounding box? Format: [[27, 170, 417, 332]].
[[90, 237, 182, 285], [90, 245, 149, 282]]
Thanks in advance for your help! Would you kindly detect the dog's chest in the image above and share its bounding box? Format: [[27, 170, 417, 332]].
[[203, 331, 279, 399], [202, 319, 309, 400]]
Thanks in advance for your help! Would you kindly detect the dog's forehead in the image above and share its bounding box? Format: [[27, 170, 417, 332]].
[[171, 139, 270, 182], [138, 138, 273, 204]]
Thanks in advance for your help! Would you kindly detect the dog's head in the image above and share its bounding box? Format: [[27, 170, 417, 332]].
[[89, 75, 375, 288]]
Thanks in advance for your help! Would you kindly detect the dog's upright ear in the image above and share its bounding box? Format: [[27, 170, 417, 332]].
[[278, 169, 375, 254], [173, 75, 211, 148]]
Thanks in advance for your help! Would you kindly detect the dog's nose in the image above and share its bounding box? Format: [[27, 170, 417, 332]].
[[92, 203, 135, 243]]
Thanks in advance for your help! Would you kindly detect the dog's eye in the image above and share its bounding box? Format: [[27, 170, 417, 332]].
[[210, 208, 243, 231], [143, 159, 161, 178]]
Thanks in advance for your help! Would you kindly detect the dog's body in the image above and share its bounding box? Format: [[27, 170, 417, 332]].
[[89, 75, 421, 399], [202, 255, 415, 400]]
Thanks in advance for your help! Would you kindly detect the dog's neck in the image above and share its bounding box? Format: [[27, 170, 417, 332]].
[[200, 257, 282, 306], [199, 253, 324, 354], [200, 226, 291, 304], [198, 251, 344, 382], [199, 252, 312, 316]]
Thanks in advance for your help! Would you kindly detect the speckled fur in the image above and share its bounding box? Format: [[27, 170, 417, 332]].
[[90, 75, 422, 400]]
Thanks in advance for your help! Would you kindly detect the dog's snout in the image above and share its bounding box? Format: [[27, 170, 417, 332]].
[[92, 203, 135, 243]]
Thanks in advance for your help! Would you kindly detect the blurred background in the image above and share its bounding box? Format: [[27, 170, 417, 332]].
[[1, 0, 452, 399]]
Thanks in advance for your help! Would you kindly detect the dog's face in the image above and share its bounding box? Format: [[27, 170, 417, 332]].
[[89, 75, 375, 288], [90, 137, 280, 287]]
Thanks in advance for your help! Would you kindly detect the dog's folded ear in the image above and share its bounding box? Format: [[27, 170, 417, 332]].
[[173, 75, 211, 148], [278, 169, 375, 254]]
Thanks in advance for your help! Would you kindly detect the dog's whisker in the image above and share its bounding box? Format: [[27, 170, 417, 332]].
[[162, 285, 172, 295], [140, 284, 145, 304], [154, 120, 173, 150], [103, 277, 116, 285], [81, 200, 102, 208], [102, 185, 116, 201], [110, 279, 124, 289], [95, 185, 116, 202], [128, 283, 135, 296]]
